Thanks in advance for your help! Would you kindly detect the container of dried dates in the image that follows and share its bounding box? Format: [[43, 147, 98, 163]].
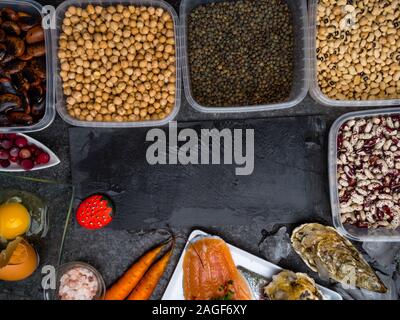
[[0, 0, 55, 133]]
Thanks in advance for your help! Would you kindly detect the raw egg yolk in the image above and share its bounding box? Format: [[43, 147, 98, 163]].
[[0, 203, 31, 240]]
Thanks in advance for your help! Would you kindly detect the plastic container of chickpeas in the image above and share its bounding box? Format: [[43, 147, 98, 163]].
[[309, 0, 400, 107], [0, 0, 55, 133], [53, 0, 181, 128], [180, 0, 309, 113]]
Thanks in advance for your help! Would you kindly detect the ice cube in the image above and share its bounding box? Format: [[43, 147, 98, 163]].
[[259, 226, 292, 264]]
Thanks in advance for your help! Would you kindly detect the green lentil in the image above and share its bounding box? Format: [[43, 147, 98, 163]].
[[188, 0, 294, 107]]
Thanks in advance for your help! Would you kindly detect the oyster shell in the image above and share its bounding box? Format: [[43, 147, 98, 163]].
[[264, 270, 323, 300], [291, 223, 387, 293]]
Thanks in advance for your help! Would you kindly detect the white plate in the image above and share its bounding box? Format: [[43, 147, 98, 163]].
[[0, 133, 60, 172], [162, 230, 343, 300]]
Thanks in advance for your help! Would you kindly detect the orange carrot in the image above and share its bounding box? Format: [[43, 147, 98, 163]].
[[127, 249, 173, 300], [104, 243, 166, 300]]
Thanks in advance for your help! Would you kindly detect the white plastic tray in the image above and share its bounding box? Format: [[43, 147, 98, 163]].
[[162, 230, 342, 300]]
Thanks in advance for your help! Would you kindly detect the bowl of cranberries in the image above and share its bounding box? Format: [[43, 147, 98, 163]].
[[0, 133, 60, 171]]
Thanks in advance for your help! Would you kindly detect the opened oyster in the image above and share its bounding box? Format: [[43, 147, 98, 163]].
[[264, 270, 323, 300], [291, 223, 387, 293]]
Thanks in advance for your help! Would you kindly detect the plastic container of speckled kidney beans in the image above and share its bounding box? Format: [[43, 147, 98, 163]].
[[329, 107, 400, 242], [180, 0, 309, 113]]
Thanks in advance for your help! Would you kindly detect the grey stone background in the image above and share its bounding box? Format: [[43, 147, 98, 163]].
[[4, 0, 399, 300]]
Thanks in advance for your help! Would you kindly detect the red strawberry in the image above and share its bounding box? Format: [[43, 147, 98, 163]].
[[76, 194, 114, 230]]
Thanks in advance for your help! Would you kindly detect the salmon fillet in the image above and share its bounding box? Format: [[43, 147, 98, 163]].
[[183, 237, 252, 300]]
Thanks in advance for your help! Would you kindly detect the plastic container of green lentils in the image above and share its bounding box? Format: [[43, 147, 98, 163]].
[[180, 0, 309, 113]]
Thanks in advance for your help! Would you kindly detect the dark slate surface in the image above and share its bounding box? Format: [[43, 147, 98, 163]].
[[3, 0, 399, 300], [69, 116, 330, 229]]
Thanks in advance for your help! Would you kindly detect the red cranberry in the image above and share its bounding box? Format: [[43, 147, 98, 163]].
[[0, 149, 9, 160], [0, 159, 10, 168], [14, 136, 28, 148], [9, 147, 19, 158], [20, 159, 34, 171], [34, 147, 43, 156], [1, 139, 13, 150], [36, 152, 50, 165], [9, 156, 18, 163], [5, 133, 16, 140], [19, 148, 31, 159], [28, 144, 37, 153]]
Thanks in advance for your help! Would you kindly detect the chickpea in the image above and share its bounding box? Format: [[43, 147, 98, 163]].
[[99, 24, 107, 32], [140, 109, 147, 118]]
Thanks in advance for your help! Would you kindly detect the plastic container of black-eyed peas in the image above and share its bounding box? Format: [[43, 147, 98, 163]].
[[309, 0, 400, 107]]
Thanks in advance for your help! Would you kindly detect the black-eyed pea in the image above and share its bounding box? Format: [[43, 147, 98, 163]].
[[370, 87, 380, 95], [384, 75, 393, 83], [386, 87, 396, 94]]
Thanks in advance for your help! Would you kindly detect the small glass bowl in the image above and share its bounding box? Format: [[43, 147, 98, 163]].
[[45, 261, 105, 300]]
